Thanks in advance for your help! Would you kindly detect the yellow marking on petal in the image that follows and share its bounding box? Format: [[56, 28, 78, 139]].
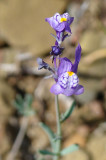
[[67, 71, 74, 76], [60, 18, 67, 22]]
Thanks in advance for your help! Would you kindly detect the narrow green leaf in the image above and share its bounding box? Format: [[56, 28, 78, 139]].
[[24, 94, 33, 108], [13, 102, 23, 114], [60, 101, 76, 123], [39, 123, 55, 150], [13, 101, 21, 109], [16, 94, 23, 104], [39, 150, 57, 156], [13, 94, 35, 116], [60, 144, 79, 156]]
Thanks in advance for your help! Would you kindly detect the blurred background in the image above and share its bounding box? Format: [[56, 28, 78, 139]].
[[0, 0, 106, 160]]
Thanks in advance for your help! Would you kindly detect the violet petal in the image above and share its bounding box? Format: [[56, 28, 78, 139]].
[[50, 83, 63, 95], [74, 85, 84, 95], [58, 57, 72, 76], [62, 87, 75, 96], [72, 44, 81, 73], [65, 22, 71, 33], [68, 17, 74, 25]]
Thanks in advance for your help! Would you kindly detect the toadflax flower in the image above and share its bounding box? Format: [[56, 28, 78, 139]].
[[45, 13, 74, 33], [50, 44, 84, 96]]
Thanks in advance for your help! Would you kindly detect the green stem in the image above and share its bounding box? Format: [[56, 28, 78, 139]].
[[54, 95, 61, 160]]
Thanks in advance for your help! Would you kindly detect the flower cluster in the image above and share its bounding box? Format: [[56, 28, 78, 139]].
[[37, 13, 84, 96]]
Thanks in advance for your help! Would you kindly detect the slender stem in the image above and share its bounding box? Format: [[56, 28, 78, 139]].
[[6, 117, 28, 160], [54, 95, 61, 160]]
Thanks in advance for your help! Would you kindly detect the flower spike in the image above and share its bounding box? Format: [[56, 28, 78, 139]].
[[37, 13, 84, 97]]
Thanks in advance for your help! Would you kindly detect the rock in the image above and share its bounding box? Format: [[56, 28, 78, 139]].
[[0, 116, 11, 155], [0, 0, 66, 56], [89, 0, 102, 17], [27, 125, 49, 151], [79, 31, 106, 53], [86, 128, 106, 160], [63, 133, 87, 148], [76, 48, 106, 103], [0, 81, 15, 155], [0, 79, 15, 115]]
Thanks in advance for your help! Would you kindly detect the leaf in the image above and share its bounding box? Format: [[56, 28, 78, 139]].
[[60, 101, 76, 123], [24, 94, 33, 108], [39, 150, 57, 156], [13, 94, 35, 116], [13, 101, 21, 110], [60, 144, 79, 156], [16, 94, 23, 105], [39, 123, 56, 150]]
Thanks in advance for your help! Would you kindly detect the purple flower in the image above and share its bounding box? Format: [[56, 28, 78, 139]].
[[50, 44, 84, 96], [45, 13, 74, 33], [50, 46, 64, 56]]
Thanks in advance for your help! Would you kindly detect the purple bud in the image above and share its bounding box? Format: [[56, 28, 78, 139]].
[[50, 46, 64, 56]]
